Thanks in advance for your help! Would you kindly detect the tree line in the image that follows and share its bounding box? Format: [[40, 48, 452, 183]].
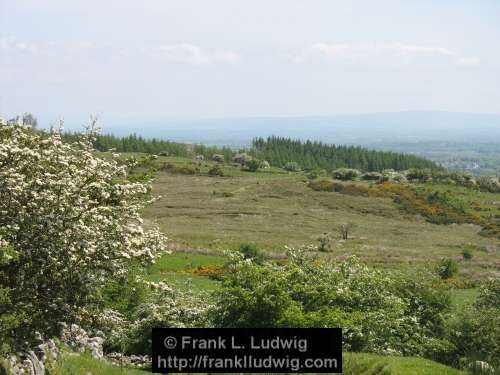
[[252, 136, 440, 172], [61, 132, 439, 172]]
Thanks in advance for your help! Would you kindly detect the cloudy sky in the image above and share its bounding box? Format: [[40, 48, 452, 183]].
[[1, 0, 500, 126]]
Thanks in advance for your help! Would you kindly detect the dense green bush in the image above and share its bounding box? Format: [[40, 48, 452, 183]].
[[436, 258, 459, 280], [476, 176, 500, 193], [244, 159, 262, 172], [283, 161, 301, 172], [208, 165, 224, 177], [446, 279, 500, 370], [211, 250, 452, 356], [333, 168, 361, 181], [237, 243, 264, 263], [361, 171, 383, 181], [162, 162, 198, 175]]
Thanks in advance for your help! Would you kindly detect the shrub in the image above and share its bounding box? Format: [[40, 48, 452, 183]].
[[261, 160, 270, 169], [361, 172, 382, 181], [332, 168, 361, 181], [232, 153, 251, 166], [476, 176, 500, 193], [317, 233, 332, 252], [162, 162, 197, 175], [283, 161, 301, 172], [211, 154, 225, 163], [237, 243, 264, 263], [407, 168, 433, 182], [208, 165, 224, 177], [446, 280, 500, 370], [0, 122, 167, 349], [105, 283, 209, 355], [244, 159, 261, 172], [381, 169, 407, 183], [462, 249, 473, 261], [436, 258, 459, 280], [307, 169, 326, 180], [211, 250, 452, 356]]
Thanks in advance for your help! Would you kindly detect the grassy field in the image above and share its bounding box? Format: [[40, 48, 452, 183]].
[[143, 156, 500, 282], [50, 351, 466, 375]]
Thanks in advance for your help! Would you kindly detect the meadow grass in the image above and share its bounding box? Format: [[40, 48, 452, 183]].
[[143, 157, 500, 281], [50, 351, 466, 375]]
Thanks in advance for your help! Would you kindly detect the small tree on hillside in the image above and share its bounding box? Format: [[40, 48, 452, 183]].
[[339, 223, 354, 240]]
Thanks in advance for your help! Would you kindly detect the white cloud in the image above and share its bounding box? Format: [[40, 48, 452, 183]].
[[291, 42, 478, 67], [145, 44, 240, 65]]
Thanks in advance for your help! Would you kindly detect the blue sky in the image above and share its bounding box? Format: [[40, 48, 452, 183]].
[[1, 0, 500, 126]]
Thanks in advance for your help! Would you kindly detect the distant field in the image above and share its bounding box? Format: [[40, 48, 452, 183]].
[[143, 156, 500, 281]]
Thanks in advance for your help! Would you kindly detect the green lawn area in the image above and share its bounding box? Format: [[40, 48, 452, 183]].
[[52, 352, 149, 374], [450, 287, 479, 310], [50, 351, 466, 375], [145, 252, 226, 292], [344, 353, 466, 375]]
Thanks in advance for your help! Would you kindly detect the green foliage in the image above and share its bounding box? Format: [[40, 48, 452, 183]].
[[253, 136, 439, 172], [436, 258, 459, 280], [244, 158, 261, 172], [211, 250, 452, 357], [317, 233, 332, 252], [476, 176, 500, 193], [461, 249, 473, 261], [283, 161, 301, 172], [333, 168, 361, 181], [162, 162, 198, 175], [362, 171, 383, 181], [208, 165, 224, 177], [62, 132, 235, 161], [446, 280, 500, 370], [105, 285, 209, 355], [237, 243, 264, 263]]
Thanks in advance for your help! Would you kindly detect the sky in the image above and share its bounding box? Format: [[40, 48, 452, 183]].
[[1, 0, 500, 127]]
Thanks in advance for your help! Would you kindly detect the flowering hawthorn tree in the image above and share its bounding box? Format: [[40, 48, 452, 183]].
[[0, 122, 167, 347]]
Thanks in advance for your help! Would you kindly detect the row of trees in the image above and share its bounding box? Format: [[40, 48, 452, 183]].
[[252, 136, 440, 172], [61, 133, 235, 161], [62, 133, 440, 174]]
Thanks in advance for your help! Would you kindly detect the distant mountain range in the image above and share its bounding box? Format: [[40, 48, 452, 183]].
[[104, 111, 500, 147]]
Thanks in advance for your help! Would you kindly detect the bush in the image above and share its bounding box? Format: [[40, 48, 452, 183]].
[[162, 162, 198, 175], [436, 258, 459, 280], [407, 168, 433, 182], [317, 233, 332, 252], [381, 169, 407, 183], [462, 249, 473, 261], [208, 165, 224, 177], [232, 153, 251, 166], [104, 283, 209, 355], [244, 159, 261, 172], [476, 176, 500, 193], [332, 168, 361, 181], [361, 172, 383, 181], [0, 123, 167, 349], [307, 169, 326, 180], [237, 243, 264, 263], [283, 161, 301, 172], [211, 154, 225, 163], [211, 250, 452, 356]]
